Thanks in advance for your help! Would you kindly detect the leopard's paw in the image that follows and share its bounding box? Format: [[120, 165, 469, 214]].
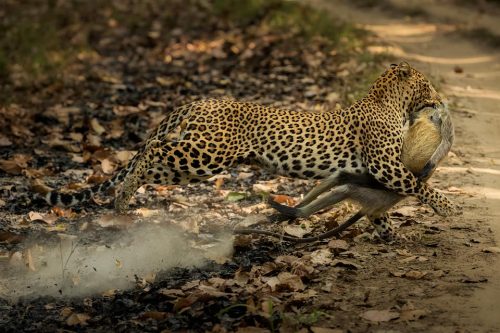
[[433, 200, 462, 217], [373, 225, 397, 242]]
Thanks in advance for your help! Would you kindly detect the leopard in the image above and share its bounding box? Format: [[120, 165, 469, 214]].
[[41, 62, 461, 237]]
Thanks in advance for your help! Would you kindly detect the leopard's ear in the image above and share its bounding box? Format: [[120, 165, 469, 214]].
[[390, 63, 398, 69], [397, 61, 411, 79]]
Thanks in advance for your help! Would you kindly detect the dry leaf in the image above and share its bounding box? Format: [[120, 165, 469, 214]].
[[10, 124, 33, 139], [113, 105, 141, 116], [87, 134, 101, 147], [28, 211, 58, 225], [240, 203, 268, 214], [309, 248, 333, 266], [45, 105, 80, 125], [331, 259, 362, 270], [214, 177, 225, 190], [208, 277, 226, 288], [328, 239, 349, 252], [0, 154, 31, 175], [274, 255, 299, 266], [252, 181, 279, 193], [283, 225, 310, 238], [292, 289, 318, 301], [181, 280, 200, 291], [60, 307, 73, 318], [265, 276, 280, 291], [266, 272, 304, 291], [66, 313, 91, 326], [0, 134, 12, 147], [360, 309, 399, 322], [258, 262, 278, 276], [90, 118, 106, 135], [69, 132, 84, 142], [101, 158, 117, 174], [404, 270, 427, 280], [142, 100, 167, 108], [237, 172, 254, 180], [198, 284, 232, 297], [173, 294, 200, 312], [271, 194, 296, 206], [234, 270, 250, 286], [291, 261, 315, 279], [115, 150, 136, 164], [158, 289, 185, 298], [156, 76, 175, 86], [87, 172, 109, 185], [44, 303, 55, 310], [109, 120, 125, 139], [42, 135, 81, 152]]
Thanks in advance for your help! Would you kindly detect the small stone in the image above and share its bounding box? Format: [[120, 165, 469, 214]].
[[482, 247, 500, 253]]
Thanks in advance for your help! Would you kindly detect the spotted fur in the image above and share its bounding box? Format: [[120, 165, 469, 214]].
[[44, 62, 460, 230]]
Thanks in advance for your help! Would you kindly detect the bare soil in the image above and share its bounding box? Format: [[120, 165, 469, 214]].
[[309, 0, 500, 331]]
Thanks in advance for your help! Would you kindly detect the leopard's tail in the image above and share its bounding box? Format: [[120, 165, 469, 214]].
[[42, 150, 143, 207], [42, 167, 127, 207]]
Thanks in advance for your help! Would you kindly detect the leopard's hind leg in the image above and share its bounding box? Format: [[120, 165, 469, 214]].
[[114, 140, 165, 212], [114, 139, 241, 212], [368, 213, 395, 240]]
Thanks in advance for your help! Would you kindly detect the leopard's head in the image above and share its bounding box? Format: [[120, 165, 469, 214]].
[[371, 62, 444, 119]]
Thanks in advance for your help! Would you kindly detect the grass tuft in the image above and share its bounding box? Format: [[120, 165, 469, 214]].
[[213, 0, 366, 45]]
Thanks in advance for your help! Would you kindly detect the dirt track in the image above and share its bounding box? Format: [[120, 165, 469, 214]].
[[311, 0, 500, 331]]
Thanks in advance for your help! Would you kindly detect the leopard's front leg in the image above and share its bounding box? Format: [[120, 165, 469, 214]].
[[416, 183, 461, 216], [365, 121, 461, 217]]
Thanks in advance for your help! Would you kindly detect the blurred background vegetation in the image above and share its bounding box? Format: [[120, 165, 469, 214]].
[[0, 0, 363, 98]]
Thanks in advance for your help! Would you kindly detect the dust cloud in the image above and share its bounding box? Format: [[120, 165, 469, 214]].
[[0, 224, 234, 300]]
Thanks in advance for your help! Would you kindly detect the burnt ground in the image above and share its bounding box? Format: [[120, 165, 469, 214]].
[[0, 1, 498, 332]]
